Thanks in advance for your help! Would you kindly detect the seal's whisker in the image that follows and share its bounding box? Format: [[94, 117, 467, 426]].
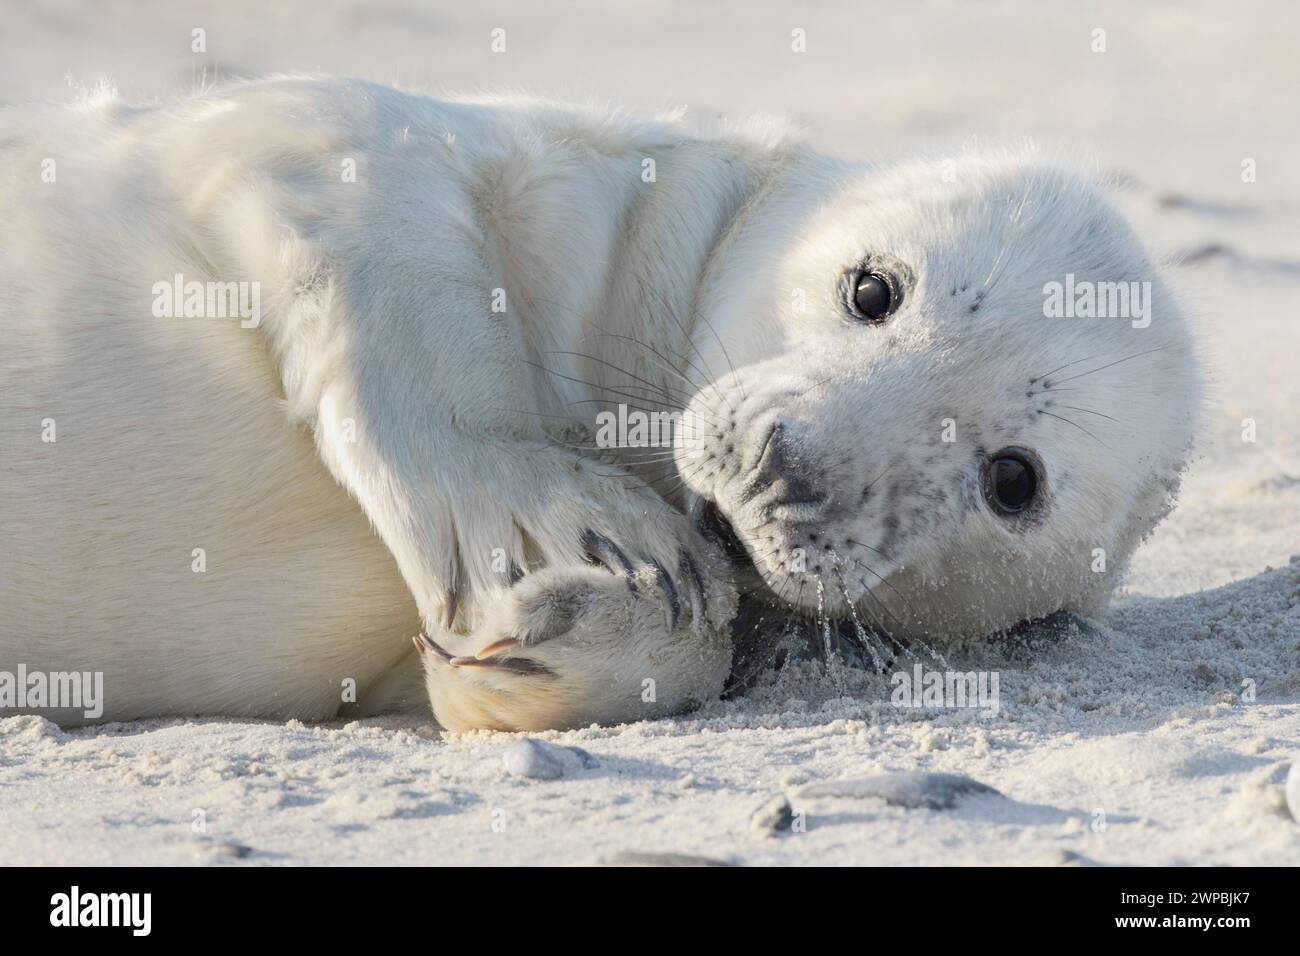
[[540, 431, 678, 457], [631, 455, 712, 489], [1038, 410, 1109, 448], [592, 470, 682, 483], [791, 373, 839, 398], [543, 349, 698, 407], [615, 457, 688, 471], [591, 457, 685, 470], [635, 470, 689, 491], [637, 270, 748, 403], [559, 399, 722, 436], [583, 322, 701, 403], [1053, 404, 1123, 424], [540, 434, 610, 455], [634, 462, 711, 499], [634, 462, 697, 489], [561, 397, 698, 417], [830, 565, 889, 672], [590, 330, 728, 400], [839, 540, 918, 626], [835, 549, 924, 646], [980, 188, 1033, 292], [843, 536, 884, 556], [1033, 351, 1107, 384], [535, 433, 695, 477], [516, 290, 727, 406], [590, 455, 695, 478], [841, 571, 909, 659], [862, 461, 895, 495], [630, 271, 741, 402], [838, 557, 910, 633], [614, 447, 690, 459], [1048, 346, 1169, 385], [525, 360, 695, 412], [698, 310, 747, 402]]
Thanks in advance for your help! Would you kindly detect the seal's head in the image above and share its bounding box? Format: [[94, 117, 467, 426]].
[[679, 150, 1199, 641]]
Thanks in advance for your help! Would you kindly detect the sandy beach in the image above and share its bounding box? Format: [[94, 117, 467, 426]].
[[1, 0, 1297, 865]]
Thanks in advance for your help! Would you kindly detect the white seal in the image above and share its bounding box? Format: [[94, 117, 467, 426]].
[[0, 77, 1198, 731]]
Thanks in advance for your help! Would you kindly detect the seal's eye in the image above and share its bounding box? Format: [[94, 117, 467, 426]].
[[850, 272, 898, 322], [985, 451, 1038, 515]]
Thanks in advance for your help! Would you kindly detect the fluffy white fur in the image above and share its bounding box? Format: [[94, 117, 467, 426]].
[[0, 77, 1198, 731]]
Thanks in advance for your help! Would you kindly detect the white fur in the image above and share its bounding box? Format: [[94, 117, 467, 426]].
[[677, 153, 1201, 640], [0, 77, 1198, 730]]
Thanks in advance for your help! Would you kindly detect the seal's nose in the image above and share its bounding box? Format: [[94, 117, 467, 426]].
[[751, 420, 793, 484], [743, 419, 826, 508]]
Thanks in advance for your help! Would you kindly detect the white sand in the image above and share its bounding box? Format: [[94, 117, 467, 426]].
[[2, 0, 1298, 865]]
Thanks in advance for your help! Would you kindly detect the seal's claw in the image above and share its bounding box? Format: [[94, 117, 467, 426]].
[[475, 636, 522, 659], [581, 529, 637, 590], [679, 552, 707, 628], [419, 558, 737, 730], [414, 632, 455, 662], [448, 655, 486, 667], [649, 561, 681, 631], [442, 587, 460, 630], [448, 654, 555, 676]]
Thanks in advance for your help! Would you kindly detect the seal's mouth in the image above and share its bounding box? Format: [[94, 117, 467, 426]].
[[693, 498, 770, 594], [696, 499, 748, 564]]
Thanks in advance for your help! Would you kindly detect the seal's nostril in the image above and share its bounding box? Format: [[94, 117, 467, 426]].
[[736, 418, 829, 512], [752, 421, 785, 478]]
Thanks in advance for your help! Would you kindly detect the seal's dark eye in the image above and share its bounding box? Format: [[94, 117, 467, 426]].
[[985, 452, 1038, 515], [850, 272, 897, 322]]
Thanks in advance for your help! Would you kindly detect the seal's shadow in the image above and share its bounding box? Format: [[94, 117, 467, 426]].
[[722, 561, 1300, 702], [722, 594, 1099, 698]]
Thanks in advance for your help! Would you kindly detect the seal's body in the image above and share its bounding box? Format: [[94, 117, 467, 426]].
[[0, 77, 1198, 730]]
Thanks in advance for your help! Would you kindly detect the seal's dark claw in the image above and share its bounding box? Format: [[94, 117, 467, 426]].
[[414, 632, 455, 662], [442, 587, 460, 630], [679, 552, 707, 626], [650, 561, 682, 630], [581, 529, 637, 591]]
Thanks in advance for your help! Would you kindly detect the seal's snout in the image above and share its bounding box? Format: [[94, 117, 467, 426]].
[[684, 407, 852, 608], [738, 418, 828, 513]]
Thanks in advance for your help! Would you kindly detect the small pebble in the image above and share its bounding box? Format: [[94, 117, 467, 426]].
[[1045, 849, 1107, 867], [750, 794, 794, 834], [796, 771, 1000, 810], [502, 738, 596, 780], [1286, 760, 1300, 824], [198, 841, 253, 860], [602, 851, 734, 867]]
